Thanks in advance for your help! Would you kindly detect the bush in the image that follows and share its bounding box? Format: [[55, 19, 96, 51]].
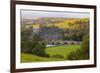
[[67, 52, 77, 60], [51, 55, 64, 59], [67, 49, 82, 60]]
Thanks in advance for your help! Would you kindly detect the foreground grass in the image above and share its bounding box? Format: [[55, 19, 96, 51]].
[[21, 44, 81, 63], [21, 53, 65, 63]]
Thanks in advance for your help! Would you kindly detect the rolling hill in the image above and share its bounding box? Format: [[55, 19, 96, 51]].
[[32, 18, 89, 29]]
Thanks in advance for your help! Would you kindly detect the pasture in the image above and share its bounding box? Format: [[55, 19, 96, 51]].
[[21, 44, 81, 63]]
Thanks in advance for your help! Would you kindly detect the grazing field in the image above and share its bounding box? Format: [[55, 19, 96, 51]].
[[21, 44, 81, 63], [45, 44, 81, 58]]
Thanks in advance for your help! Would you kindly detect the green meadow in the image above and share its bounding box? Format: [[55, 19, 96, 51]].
[[21, 44, 81, 63]]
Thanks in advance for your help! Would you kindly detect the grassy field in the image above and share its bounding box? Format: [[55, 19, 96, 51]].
[[45, 45, 81, 58], [21, 53, 65, 63], [21, 44, 81, 63]]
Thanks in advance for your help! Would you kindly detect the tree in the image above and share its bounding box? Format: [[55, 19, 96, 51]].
[[81, 34, 89, 59], [21, 26, 49, 57], [21, 26, 33, 53], [31, 34, 49, 57], [67, 34, 89, 60]]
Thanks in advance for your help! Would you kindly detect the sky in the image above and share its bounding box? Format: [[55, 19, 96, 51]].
[[21, 9, 90, 19]]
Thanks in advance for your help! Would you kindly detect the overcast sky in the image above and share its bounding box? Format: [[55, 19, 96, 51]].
[[21, 10, 90, 19]]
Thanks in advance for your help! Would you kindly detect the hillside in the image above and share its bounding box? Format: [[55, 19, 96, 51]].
[[21, 17, 89, 30], [32, 18, 89, 29]]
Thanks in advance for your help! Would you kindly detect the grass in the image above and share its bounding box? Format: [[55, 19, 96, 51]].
[[45, 45, 81, 58], [21, 53, 65, 63], [21, 44, 81, 63]]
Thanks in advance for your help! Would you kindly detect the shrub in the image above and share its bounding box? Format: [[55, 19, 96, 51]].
[[67, 49, 81, 60]]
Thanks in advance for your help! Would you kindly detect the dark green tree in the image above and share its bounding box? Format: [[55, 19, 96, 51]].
[[67, 34, 89, 60], [21, 27, 49, 57]]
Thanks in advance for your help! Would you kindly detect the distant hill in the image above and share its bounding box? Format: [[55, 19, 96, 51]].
[[32, 17, 89, 29], [21, 17, 89, 30]]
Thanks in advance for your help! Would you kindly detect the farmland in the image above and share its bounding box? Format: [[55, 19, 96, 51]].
[[46, 44, 81, 58], [21, 44, 81, 63]]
